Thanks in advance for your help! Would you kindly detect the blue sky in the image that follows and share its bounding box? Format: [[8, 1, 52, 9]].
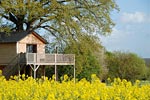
[[101, 0, 150, 58]]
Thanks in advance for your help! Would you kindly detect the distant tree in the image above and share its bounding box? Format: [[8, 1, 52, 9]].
[[105, 51, 147, 82], [144, 65, 150, 81]]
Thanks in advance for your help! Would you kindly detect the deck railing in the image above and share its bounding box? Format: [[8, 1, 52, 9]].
[[24, 53, 75, 65]]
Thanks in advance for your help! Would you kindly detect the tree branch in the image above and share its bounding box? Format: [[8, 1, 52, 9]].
[[9, 13, 18, 24], [41, 26, 58, 38]]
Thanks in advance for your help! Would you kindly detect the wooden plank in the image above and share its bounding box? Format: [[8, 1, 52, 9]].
[[27, 63, 75, 65], [0, 43, 17, 64], [25, 53, 75, 66]]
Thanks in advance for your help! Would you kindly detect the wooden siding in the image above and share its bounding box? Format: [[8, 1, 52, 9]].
[[0, 43, 17, 65], [18, 34, 45, 53], [17, 43, 26, 53], [37, 44, 45, 54]]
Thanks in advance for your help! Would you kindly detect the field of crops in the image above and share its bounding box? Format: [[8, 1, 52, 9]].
[[0, 73, 150, 100]]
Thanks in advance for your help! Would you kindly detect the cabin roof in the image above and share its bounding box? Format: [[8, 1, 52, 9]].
[[0, 31, 48, 44]]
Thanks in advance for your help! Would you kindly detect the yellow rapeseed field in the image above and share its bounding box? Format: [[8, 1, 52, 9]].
[[0, 72, 150, 100]]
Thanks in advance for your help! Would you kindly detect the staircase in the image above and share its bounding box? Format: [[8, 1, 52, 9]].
[[2, 54, 25, 79]]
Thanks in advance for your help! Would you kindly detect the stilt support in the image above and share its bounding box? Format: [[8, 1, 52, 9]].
[[29, 64, 40, 79], [18, 65, 20, 79], [55, 65, 57, 81], [41, 65, 45, 80], [74, 65, 75, 83]]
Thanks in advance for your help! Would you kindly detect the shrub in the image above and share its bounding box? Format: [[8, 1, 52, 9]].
[[105, 51, 147, 82]]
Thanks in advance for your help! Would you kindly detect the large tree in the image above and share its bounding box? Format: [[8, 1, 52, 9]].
[[0, 0, 118, 38], [0, 0, 118, 79]]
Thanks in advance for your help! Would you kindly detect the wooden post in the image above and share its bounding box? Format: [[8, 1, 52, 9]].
[[55, 64, 57, 81], [33, 64, 36, 79], [41, 65, 45, 79], [74, 65, 75, 83], [74, 55, 75, 83], [55, 47, 58, 81], [30, 66, 32, 77], [33, 53, 37, 79], [18, 54, 20, 79], [18, 65, 20, 79]]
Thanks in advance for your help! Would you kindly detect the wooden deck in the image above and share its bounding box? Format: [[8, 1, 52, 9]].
[[2, 53, 75, 80], [19, 53, 75, 80], [20, 53, 75, 65]]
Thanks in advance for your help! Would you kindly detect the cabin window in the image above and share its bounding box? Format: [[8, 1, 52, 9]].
[[27, 44, 37, 53]]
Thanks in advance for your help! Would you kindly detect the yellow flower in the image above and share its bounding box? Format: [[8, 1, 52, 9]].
[[0, 74, 149, 100]]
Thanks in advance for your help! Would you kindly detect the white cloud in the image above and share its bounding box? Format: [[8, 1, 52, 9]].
[[120, 12, 149, 23], [101, 28, 126, 45]]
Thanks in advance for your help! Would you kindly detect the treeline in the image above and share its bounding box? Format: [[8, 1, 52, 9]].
[[105, 51, 149, 82], [45, 35, 149, 82]]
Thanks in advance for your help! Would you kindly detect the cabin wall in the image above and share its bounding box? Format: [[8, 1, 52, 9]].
[[0, 43, 17, 65], [17, 34, 45, 54], [37, 44, 45, 54]]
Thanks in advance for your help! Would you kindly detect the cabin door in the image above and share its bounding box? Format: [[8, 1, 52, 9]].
[[26, 44, 37, 53]]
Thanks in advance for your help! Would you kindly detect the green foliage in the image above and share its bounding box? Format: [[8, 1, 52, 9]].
[[45, 65, 74, 81], [144, 67, 150, 81], [44, 33, 105, 81], [105, 51, 147, 82], [64, 34, 104, 81], [0, 0, 118, 80], [0, 0, 118, 36]]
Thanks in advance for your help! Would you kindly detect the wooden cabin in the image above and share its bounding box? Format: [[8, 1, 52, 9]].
[[0, 31, 75, 79]]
